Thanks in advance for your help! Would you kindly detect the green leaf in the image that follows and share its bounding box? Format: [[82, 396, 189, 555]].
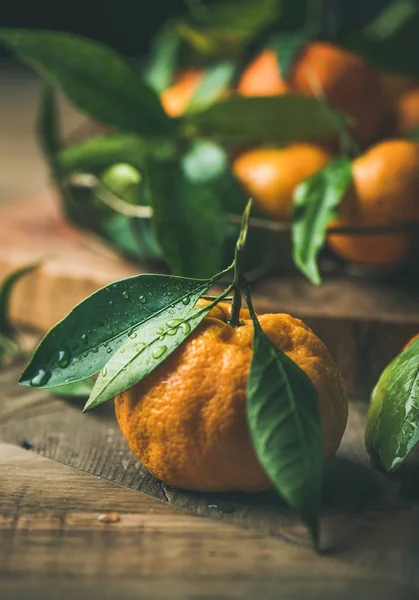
[[244, 283, 323, 545], [58, 135, 147, 175], [368, 338, 419, 472], [181, 138, 246, 214], [0, 263, 40, 338], [269, 31, 306, 80], [144, 24, 181, 93], [84, 301, 213, 411], [365, 358, 395, 470], [50, 378, 95, 399], [0, 29, 173, 136], [0, 333, 19, 365], [185, 61, 235, 114], [37, 82, 60, 162], [148, 157, 228, 278], [292, 158, 352, 286], [19, 274, 217, 389], [203, 0, 281, 42], [191, 95, 341, 144]]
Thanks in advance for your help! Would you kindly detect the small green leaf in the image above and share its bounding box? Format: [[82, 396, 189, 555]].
[[148, 158, 228, 278], [269, 31, 306, 80], [58, 135, 147, 175], [292, 158, 352, 285], [244, 284, 323, 545], [0, 263, 40, 338], [20, 274, 218, 389], [192, 95, 341, 144], [84, 302, 213, 411], [185, 61, 235, 114], [50, 378, 95, 399], [0, 29, 173, 136], [368, 338, 419, 472], [144, 24, 181, 93]]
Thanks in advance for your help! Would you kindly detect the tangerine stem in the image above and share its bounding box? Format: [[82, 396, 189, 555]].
[[228, 199, 253, 327]]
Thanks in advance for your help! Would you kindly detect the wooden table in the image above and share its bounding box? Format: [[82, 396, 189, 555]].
[[2, 67, 419, 599]]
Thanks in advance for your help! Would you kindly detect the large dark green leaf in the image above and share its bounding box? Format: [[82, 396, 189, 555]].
[[185, 61, 235, 114], [367, 338, 419, 472], [148, 157, 228, 278], [292, 158, 352, 286], [245, 284, 323, 545], [0, 29, 173, 135], [192, 95, 340, 144], [0, 263, 40, 338], [58, 135, 147, 175], [84, 300, 214, 411], [19, 274, 217, 389], [341, 0, 419, 77]]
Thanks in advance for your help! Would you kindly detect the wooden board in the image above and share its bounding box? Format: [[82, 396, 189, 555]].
[[1, 193, 419, 396], [2, 364, 419, 599], [2, 443, 417, 600]]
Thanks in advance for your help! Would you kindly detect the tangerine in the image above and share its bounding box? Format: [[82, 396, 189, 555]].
[[328, 140, 419, 266], [232, 143, 333, 221], [115, 301, 347, 492]]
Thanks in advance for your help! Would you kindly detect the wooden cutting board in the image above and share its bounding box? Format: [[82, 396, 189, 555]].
[[1, 191, 419, 396]]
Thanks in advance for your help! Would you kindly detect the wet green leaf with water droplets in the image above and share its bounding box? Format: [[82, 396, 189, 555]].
[[84, 296, 215, 411], [20, 273, 219, 389], [366, 337, 419, 472]]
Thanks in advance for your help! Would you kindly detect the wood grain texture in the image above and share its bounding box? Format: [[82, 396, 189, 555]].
[[1, 443, 418, 600], [2, 365, 419, 597]]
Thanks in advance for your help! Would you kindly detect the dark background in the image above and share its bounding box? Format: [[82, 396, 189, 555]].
[[0, 0, 393, 57]]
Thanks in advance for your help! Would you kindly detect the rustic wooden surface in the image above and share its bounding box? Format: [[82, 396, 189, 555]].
[[1, 193, 419, 397], [2, 364, 419, 599]]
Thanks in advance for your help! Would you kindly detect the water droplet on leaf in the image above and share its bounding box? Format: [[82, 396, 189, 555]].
[[182, 296, 190, 305], [30, 369, 51, 387], [101, 367, 107, 377], [152, 346, 167, 359], [107, 347, 113, 354], [156, 328, 164, 335], [109, 300, 114, 306], [182, 322, 191, 335], [122, 291, 129, 299], [139, 295, 147, 304], [120, 347, 125, 354], [92, 347, 99, 354], [81, 333, 88, 343], [166, 319, 183, 329], [58, 349, 70, 368], [130, 332, 137, 339]]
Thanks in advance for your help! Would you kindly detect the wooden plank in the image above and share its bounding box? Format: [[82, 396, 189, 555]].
[[1, 194, 418, 396], [1, 443, 418, 600], [2, 366, 419, 592]]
